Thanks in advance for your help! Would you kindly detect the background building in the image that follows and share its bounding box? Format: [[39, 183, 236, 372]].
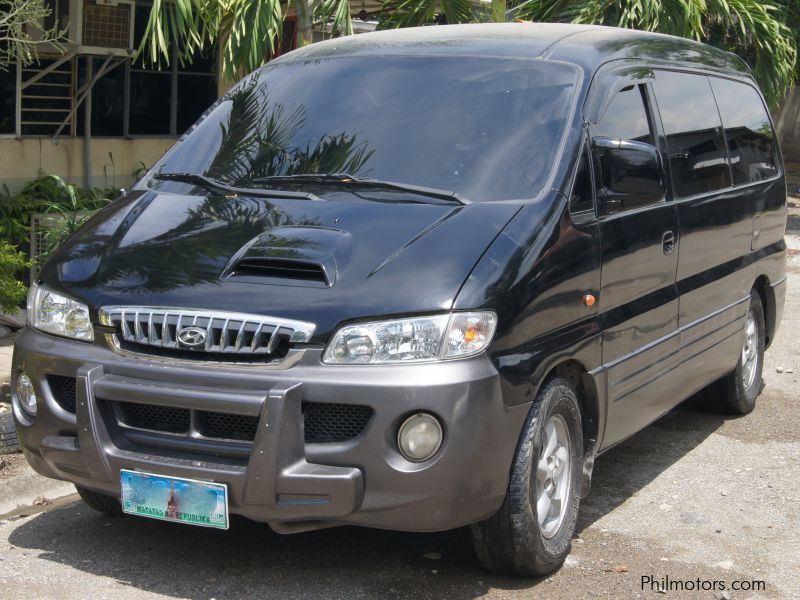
[[0, 0, 380, 193]]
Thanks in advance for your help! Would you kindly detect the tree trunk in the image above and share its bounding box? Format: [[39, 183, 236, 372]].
[[296, 0, 314, 47], [491, 0, 506, 23]]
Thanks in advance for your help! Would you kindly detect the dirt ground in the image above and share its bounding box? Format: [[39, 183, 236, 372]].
[[0, 236, 798, 599], [788, 196, 800, 232], [0, 454, 27, 480]]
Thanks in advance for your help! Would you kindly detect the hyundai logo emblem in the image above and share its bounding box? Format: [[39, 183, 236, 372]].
[[177, 326, 207, 348]]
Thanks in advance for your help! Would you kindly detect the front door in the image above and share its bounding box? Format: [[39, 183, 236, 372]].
[[591, 82, 681, 449]]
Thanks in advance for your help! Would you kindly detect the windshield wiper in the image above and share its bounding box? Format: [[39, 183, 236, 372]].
[[250, 173, 469, 205], [152, 172, 321, 201]]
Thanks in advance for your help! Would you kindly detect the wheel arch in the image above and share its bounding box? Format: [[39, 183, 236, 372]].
[[753, 274, 775, 349], [548, 359, 601, 499]]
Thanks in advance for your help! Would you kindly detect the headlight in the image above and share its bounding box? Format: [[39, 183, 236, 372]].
[[28, 283, 94, 342], [323, 311, 496, 364]]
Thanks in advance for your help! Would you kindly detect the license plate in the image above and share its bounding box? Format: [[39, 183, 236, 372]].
[[120, 469, 229, 529]]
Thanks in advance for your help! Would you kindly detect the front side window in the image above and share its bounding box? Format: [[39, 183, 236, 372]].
[[590, 84, 664, 213], [653, 71, 731, 198], [710, 77, 778, 185], [569, 148, 594, 215], [593, 85, 653, 144], [149, 56, 580, 202]]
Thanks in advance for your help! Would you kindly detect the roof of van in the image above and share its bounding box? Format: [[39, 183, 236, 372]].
[[280, 23, 750, 76]]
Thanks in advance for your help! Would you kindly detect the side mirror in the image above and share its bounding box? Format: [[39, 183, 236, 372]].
[[592, 137, 666, 214]]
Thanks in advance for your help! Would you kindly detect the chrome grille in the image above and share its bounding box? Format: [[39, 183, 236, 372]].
[[99, 307, 315, 359]]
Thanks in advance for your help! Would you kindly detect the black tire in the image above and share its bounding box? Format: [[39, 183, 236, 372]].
[[0, 403, 20, 455], [705, 290, 765, 415], [470, 376, 583, 577], [76, 485, 123, 515]]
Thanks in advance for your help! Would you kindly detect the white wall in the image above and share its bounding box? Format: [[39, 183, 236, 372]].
[[0, 137, 175, 193], [775, 87, 800, 164]]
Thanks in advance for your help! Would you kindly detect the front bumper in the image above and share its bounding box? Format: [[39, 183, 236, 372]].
[[11, 327, 528, 533]]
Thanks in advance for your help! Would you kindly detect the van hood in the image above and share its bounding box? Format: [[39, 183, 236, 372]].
[[40, 190, 520, 343]]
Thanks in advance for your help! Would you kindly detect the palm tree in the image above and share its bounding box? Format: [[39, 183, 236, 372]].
[[137, 0, 354, 82], [378, 0, 485, 27], [380, 0, 797, 107]]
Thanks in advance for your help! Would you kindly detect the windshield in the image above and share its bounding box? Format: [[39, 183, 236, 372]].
[[148, 55, 579, 202]]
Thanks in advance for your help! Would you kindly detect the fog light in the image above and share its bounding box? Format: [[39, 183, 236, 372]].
[[397, 413, 443, 462], [15, 373, 37, 416]]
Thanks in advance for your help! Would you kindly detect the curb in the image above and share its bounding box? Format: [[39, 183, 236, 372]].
[[1, 379, 77, 517], [0, 466, 77, 518]]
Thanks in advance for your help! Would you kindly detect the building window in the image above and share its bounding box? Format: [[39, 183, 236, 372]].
[[93, 59, 126, 136], [126, 4, 217, 136], [0, 62, 15, 134], [128, 68, 173, 135], [73, 2, 217, 138]]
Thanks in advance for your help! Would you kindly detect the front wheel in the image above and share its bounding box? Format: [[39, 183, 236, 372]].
[[470, 377, 583, 577], [0, 403, 20, 455]]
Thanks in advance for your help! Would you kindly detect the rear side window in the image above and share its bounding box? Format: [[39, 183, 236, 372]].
[[710, 78, 778, 185], [594, 85, 653, 144], [653, 71, 731, 198]]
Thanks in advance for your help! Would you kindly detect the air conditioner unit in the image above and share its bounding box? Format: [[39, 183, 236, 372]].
[[81, 0, 135, 51]]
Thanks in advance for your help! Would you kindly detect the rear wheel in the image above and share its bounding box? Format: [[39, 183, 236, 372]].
[[705, 290, 765, 415], [76, 486, 122, 515], [470, 377, 582, 577]]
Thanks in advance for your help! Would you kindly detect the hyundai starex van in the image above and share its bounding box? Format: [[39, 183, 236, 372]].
[[11, 23, 786, 576]]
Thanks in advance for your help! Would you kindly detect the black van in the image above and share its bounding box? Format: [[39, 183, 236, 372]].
[[11, 23, 786, 576]]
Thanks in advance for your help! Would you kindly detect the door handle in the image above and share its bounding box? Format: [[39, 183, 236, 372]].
[[662, 230, 676, 255]]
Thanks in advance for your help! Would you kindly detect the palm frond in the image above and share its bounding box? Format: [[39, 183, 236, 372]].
[[137, 0, 353, 82], [379, 0, 479, 28], [135, 0, 207, 68], [322, 0, 355, 36], [225, 0, 283, 80], [512, 0, 796, 106]]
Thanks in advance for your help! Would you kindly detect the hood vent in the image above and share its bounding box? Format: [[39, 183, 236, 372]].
[[230, 258, 329, 285], [223, 226, 353, 288]]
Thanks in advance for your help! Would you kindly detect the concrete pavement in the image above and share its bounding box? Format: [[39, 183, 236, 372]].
[[0, 332, 14, 386]]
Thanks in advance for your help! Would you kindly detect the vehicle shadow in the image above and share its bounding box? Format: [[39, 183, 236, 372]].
[[576, 398, 728, 533], [7, 400, 729, 599]]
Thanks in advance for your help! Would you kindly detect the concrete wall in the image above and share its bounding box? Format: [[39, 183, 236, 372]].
[[0, 137, 176, 193], [775, 87, 800, 164]]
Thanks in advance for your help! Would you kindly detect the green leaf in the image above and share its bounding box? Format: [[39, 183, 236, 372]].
[[509, 0, 796, 106]]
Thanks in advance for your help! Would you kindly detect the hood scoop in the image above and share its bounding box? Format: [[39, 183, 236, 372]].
[[223, 226, 353, 288], [231, 257, 328, 283]]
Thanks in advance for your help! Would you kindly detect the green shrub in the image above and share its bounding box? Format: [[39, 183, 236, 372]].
[[0, 241, 29, 314], [40, 175, 105, 258], [0, 173, 117, 312], [0, 172, 117, 255]]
